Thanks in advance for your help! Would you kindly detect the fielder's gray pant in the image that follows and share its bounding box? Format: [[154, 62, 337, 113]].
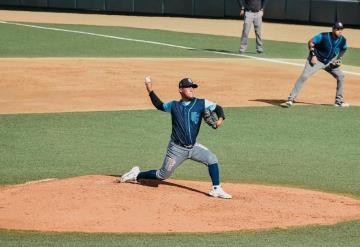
[[156, 141, 218, 180], [240, 11, 263, 53], [288, 57, 345, 104]]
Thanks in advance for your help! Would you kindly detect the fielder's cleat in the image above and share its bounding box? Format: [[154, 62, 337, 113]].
[[334, 101, 350, 107], [280, 100, 293, 108], [120, 166, 140, 183], [209, 185, 232, 199]]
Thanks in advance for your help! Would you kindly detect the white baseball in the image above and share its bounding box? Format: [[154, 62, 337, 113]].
[[145, 76, 151, 83]]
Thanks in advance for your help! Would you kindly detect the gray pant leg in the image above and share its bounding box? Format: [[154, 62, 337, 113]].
[[240, 12, 254, 53], [325, 66, 345, 103], [254, 12, 263, 52], [190, 143, 218, 166], [288, 58, 326, 101], [156, 142, 189, 179], [156, 142, 219, 179]]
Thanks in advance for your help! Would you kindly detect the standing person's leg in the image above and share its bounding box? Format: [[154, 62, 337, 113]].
[[324, 66, 348, 106], [239, 12, 254, 54], [281, 57, 325, 107], [253, 12, 263, 53], [190, 143, 231, 199]]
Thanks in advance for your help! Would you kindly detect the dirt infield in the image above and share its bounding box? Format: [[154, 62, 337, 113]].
[[1, 58, 360, 114], [1, 11, 360, 233], [3, 60, 360, 234], [1, 175, 360, 233]]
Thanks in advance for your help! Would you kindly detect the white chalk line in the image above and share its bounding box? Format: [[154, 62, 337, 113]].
[[24, 178, 58, 185], [1, 20, 359, 76]]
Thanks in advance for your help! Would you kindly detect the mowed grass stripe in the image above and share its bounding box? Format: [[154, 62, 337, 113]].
[[1, 220, 360, 247], [0, 21, 359, 67]]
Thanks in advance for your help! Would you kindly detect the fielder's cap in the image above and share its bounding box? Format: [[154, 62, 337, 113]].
[[333, 22, 344, 29], [178, 78, 198, 88]]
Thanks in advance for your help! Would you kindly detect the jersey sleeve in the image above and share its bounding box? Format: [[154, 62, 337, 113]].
[[312, 33, 322, 44], [163, 100, 174, 112], [204, 99, 217, 111]]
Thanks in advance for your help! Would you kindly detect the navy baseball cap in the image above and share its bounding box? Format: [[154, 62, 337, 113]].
[[333, 22, 344, 29], [178, 78, 198, 88]]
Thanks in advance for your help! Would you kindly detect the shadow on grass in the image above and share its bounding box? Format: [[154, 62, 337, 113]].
[[196, 48, 261, 56]]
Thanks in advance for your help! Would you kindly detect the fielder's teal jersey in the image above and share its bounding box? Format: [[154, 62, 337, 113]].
[[312, 32, 347, 64]]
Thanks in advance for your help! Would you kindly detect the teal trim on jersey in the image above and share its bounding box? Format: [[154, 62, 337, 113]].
[[187, 98, 197, 144], [163, 100, 174, 112], [325, 33, 343, 59], [204, 99, 216, 111], [165, 99, 214, 112], [312, 33, 322, 43], [163, 100, 193, 112], [326, 33, 333, 60]]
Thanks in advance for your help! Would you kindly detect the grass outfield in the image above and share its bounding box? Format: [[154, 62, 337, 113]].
[[1, 106, 359, 196], [0, 22, 359, 66], [1, 220, 360, 247]]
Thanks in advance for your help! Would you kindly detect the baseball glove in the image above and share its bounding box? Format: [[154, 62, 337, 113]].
[[203, 109, 218, 129], [329, 58, 342, 69]]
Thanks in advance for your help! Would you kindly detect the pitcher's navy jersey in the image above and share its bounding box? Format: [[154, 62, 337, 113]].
[[163, 98, 216, 146], [313, 32, 347, 64]]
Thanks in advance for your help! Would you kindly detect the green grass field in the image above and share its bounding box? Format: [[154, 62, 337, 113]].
[[0, 22, 359, 66], [1, 220, 360, 247], [0, 20, 359, 246], [1, 107, 360, 196]]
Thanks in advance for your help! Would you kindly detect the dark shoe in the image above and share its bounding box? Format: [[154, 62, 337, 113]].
[[257, 50, 263, 54]]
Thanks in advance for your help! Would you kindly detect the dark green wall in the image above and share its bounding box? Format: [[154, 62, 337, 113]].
[[0, 0, 359, 26]]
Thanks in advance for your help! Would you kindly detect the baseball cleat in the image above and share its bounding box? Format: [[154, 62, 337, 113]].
[[280, 100, 293, 108], [334, 101, 350, 107], [120, 166, 140, 183], [209, 185, 232, 199]]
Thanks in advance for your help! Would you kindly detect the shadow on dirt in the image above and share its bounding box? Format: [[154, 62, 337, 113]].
[[111, 175, 208, 196], [138, 179, 209, 196], [250, 99, 318, 106]]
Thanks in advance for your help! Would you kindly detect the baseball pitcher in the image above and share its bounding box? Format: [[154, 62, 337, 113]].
[[120, 77, 232, 199]]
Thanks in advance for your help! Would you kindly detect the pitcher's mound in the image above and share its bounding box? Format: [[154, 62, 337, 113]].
[[1, 175, 360, 233]]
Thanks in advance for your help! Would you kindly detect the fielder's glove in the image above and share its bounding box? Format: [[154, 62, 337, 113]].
[[203, 109, 218, 129], [330, 58, 342, 69]]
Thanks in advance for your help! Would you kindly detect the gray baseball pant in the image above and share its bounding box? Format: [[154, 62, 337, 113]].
[[240, 11, 263, 53], [156, 141, 218, 180], [288, 57, 345, 104]]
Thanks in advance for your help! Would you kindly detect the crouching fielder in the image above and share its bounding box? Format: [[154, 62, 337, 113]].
[[281, 22, 349, 108], [120, 76, 232, 199]]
